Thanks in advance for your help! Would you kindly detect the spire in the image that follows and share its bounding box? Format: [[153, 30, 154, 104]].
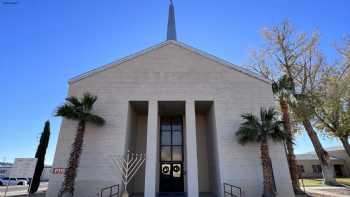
[[167, 0, 177, 41]]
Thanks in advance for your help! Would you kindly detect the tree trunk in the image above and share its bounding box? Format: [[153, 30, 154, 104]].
[[340, 136, 350, 158], [302, 120, 336, 185], [280, 101, 300, 192], [59, 120, 86, 197], [260, 138, 276, 197], [30, 121, 50, 194]]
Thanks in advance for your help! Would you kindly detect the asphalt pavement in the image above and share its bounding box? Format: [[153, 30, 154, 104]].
[[0, 182, 47, 197]]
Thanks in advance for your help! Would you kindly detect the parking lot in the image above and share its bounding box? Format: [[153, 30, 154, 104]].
[[0, 182, 47, 197]]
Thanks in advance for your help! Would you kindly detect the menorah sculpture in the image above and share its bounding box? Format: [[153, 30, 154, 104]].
[[112, 150, 146, 197]]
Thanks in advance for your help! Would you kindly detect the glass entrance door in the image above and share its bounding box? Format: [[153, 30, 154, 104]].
[[159, 116, 184, 193]]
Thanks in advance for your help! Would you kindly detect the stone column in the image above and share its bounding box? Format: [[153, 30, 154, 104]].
[[185, 100, 199, 197], [144, 100, 158, 197]]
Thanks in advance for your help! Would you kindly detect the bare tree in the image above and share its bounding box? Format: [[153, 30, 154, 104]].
[[336, 36, 350, 71], [251, 21, 336, 185], [314, 39, 350, 157]]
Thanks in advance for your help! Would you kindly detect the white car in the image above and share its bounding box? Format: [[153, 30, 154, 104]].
[[0, 177, 28, 186]]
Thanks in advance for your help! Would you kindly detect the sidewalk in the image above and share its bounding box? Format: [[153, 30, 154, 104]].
[[13, 191, 46, 197], [0, 182, 47, 197], [0, 188, 46, 197], [303, 186, 350, 197]]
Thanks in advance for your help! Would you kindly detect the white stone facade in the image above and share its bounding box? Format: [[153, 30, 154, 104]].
[[47, 41, 294, 197]]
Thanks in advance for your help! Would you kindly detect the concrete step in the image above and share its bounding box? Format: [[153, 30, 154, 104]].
[[130, 193, 215, 197]]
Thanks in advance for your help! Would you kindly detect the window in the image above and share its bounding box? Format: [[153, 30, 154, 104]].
[[298, 165, 305, 173], [161, 146, 171, 161], [172, 146, 182, 161], [312, 165, 322, 173], [172, 132, 182, 145], [160, 116, 183, 162], [161, 132, 171, 145]]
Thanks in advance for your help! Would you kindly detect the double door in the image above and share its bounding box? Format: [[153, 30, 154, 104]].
[[159, 116, 184, 193]]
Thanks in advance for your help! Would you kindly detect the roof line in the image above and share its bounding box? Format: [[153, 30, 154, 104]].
[[69, 40, 271, 84], [173, 41, 271, 84], [69, 41, 170, 84]]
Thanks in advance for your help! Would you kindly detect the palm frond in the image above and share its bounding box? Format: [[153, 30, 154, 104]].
[[65, 97, 82, 108], [85, 114, 105, 126], [236, 125, 258, 145], [81, 93, 98, 112], [270, 120, 288, 141], [241, 113, 259, 125], [279, 75, 295, 91], [272, 81, 280, 95], [272, 75, 297, 105], [266, 107, 278, 120], [55, 104, 80, 120], [236, 107, 287, 144], [55, 92, 105, 126], [237, 113, 261, 144]]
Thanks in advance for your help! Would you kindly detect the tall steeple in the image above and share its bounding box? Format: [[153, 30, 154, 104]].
[[167, 0, 177, 41]]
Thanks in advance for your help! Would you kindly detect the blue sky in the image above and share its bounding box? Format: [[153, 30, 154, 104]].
[[0, 0, 349, 165]]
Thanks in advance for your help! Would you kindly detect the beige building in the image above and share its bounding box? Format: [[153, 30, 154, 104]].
[[47, 1, 294, 197], [296, 147, 350, 178], [0, 163, 51, 181]]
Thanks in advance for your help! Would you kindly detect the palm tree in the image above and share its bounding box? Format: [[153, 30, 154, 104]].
[[236, 107, 288, 197], [55, 92, 105, 197], [272, 75, 300, 192]]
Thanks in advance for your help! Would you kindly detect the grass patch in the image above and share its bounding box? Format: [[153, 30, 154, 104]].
[[337, 178, 350, 186], [299, 178, 350, 187], [299, 179, 325, 187]]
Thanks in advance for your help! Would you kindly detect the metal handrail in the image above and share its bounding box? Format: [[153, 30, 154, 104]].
[[223, 183, 242, 197], [100, 184, 120, 197]]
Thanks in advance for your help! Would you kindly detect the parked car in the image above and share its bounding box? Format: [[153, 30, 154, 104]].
[[17, 178, 31, 185], [0, 177, 28, 186]]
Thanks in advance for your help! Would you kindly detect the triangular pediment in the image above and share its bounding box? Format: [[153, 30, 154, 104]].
[[69, 41, 270, 84]]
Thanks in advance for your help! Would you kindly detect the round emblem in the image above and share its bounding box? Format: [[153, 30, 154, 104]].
[[173, 165, 180, 172], [162, 166, 170, 173]]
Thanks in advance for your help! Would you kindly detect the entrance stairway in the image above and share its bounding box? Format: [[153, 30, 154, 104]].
[[157, 193, 215, 197], [223, 183, 242, 197], [158, 193, 186, 197], [130, 193, 215, 197], [100, 183, 241, 197], [100, 184, 119, 197]]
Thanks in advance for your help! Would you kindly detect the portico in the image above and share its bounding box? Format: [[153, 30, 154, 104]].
[[126, 101, 218, 197], [143, 101, 194, 196]]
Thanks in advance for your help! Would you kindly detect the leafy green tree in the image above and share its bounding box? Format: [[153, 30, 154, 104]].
[[30, 121, 50, 194], [55, 93, 105, 197], [272, 75, 300, 192], [236, 107, 288, 197]]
